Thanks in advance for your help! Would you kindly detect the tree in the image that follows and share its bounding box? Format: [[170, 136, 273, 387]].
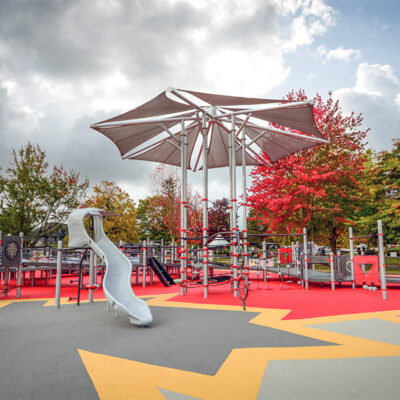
[[86, 180, 139, 243], [0, 142, 88, 245], [208, 198, 230, 235], [248, 90, 368, 252], [356, 140, 400, 244], [137, 165, 201, 243]]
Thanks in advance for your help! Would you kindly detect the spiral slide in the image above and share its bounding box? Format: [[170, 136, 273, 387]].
[[67, 208, 153, 326]]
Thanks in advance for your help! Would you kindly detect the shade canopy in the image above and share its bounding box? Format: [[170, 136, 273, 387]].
[[91, 88, 327, 170]]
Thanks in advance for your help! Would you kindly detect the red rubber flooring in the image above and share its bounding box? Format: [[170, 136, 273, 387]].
[[1, 270, 399, 320]]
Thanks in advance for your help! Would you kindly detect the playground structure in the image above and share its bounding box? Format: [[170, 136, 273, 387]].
[[1, 89, 399, 314], [91, 88, 329, 299], [1, 215, 398, 308]]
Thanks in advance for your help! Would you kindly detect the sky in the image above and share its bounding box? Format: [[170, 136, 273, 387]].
[[0, 0, 399, 205]]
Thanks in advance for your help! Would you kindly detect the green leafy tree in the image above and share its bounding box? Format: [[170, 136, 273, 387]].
[[0, 142, 88, 245], [356, 140, 400, 244], [86, 180, 139, 243]]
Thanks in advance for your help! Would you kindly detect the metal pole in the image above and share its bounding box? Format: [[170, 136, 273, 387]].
[[180, 120, 188, 295], [16, 232, 24, 298], [349, 227, 355, 289], [229, 115, 234, 292], [55, 240, 62, 309], [241, 125, 249, 286], [377, 220, 387, 300], [89, 249, 94, 303], [161, 239, 165, 263], [230, 115, 238, 297], [149, 240, 153, 285], [303, 228, 309, 290], [202, 113, 209, 298], [262, 240, 267, 282], [94, 252, 98, 285], [329, 252, 335, 291], [277, 247, 281, 275], [142, 241, 147, 288], [295, 241, 300, 273]]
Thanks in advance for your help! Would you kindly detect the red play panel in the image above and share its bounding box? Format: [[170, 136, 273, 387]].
[[353, 255, 380, 286]]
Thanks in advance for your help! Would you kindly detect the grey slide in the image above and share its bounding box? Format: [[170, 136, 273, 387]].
[[67, 208, 153, 326]]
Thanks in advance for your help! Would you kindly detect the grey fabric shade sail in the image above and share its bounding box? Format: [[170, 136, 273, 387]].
[[229, 102, 324, 139], [97, 91, 193, 124], [90, 88, 328, 170], [178, 88, 293, 107]]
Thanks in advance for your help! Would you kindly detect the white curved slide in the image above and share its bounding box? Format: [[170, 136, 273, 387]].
[[67, 208, 153, 326]]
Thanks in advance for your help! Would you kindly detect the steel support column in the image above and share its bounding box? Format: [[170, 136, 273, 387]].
[[180, 120, 188, 295], [202, 113, 209, 298], [241, 126, 249, 286], [230, 115, 238, 297]]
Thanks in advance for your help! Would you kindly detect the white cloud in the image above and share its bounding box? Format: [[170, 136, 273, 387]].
[[281, 0, 336, 51], [317, 45, 361, 62], [0, 0, 337, 201], [333, 63, 400, 151]]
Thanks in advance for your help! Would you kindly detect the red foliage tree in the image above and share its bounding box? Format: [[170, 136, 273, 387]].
[[248, 90, 368, 251], [208, 198, 230, 235]]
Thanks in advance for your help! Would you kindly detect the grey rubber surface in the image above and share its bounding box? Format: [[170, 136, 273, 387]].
[[0, 300, 334, 400], [158, 388, 202, 400], [310, 318, 400, 346], [257, 356, 400, 400]]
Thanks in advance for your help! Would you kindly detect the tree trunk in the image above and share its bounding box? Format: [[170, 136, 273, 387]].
[[329, 227, 340, 254]]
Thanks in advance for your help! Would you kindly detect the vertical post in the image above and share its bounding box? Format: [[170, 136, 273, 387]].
[[3, 234, 9, 296], [241, 126, 249, 286], [88, 249, 94, 303], [277, 248, 281, 275], [228, 116, 234, 292], [55, 240, 62, 309], [377, 220, 387, 300], [142, 241, 147, 288], [303, 228, 309, 290], [180, 120, 188, 295], [16, 232, 24, 298], [329, 251, 335, 291], [230, 115, 238, 297], [349, 227, 356, 289], [161, 239, 165, 263], [262, 240, 267, 282], [201, 113, 209, 298], [93, 252, 98, 285]]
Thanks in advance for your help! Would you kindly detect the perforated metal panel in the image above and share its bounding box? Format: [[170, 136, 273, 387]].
[[2, 235, 21, 267]]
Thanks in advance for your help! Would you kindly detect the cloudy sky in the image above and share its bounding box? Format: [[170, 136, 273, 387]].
[[0, 0, 399, 203]]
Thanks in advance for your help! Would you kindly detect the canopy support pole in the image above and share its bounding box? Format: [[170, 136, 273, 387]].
[[241, 126, 249, 287], [202, 113, 209, 298], [230, 115, 238, 297], [180, 120, 188, 295]]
